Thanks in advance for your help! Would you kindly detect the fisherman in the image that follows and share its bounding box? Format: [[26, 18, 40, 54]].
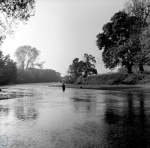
[[62, 83, 65, 92]]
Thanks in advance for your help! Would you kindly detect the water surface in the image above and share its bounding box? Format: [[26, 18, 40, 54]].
[[0, 83, 150, 148]]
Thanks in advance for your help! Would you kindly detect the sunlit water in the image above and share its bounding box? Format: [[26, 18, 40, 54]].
[[0, 83, 150, 147]]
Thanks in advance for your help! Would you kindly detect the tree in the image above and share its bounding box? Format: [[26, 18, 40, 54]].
[[17, 68, 61, 83], [0, 51, 17, 85], [96, 11, 142, 74], [0, 0, 35, 21], [138, 24, 150, 66], [82, 54, 97, 77], [15, 45, 44, 71], [124, 0, 150, 72], [67, 54, 97, 83], [125, 0, 150, 26], [0, 0, 35, 46]]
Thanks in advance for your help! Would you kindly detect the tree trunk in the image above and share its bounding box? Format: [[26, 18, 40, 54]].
[[139, 64, 144, 72], [127, 64, 133, 74]]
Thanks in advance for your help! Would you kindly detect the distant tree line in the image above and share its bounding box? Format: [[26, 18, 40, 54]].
[[0, 1, 61, 85], [15, 45, 61, 84], [17, 68, 61, 84], [0, 45, 61, 85]]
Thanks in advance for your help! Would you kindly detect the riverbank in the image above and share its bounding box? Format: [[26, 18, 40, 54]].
[[75, 72, 150, 85], [65, 84, 139, 90], [1, 82, 150, 93], [64, 83, 150, 93]]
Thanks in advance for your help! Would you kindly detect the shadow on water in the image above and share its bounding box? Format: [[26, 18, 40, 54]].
[[104, 90, 150, 148]]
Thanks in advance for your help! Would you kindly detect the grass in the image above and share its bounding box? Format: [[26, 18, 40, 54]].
[[75, 72, 150, 85]]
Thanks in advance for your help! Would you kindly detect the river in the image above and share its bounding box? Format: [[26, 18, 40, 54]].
[[0, 83, 150, 148]]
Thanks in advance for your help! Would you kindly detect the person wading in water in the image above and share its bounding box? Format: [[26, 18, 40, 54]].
[[62, 83, 65, 92]]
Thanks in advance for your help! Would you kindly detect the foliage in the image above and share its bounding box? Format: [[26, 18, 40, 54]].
[[124, 0, 150, 71], [125, 0, 150, 27], [122, 73, 145, 84], [0, 51, 17, 85], [76, 72, 150, 85], [15, 45, 44, 71], [96, 7, 150, 74], [67, 54, 97, 83], [62, 75, 76, 84], [81, 73, 127, 85], [0, 0, 36, 46], [96, 11, 142, 73], [76, 76, 85, 84], [14, 45, 61, 84], [17, 68, 61, 83], [138, 25, 150, 65], [0, 0, 35, 21], [82, 53, 97, 77]]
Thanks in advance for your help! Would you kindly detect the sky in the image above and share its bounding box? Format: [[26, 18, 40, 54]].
[[1, 0, 127, 76]]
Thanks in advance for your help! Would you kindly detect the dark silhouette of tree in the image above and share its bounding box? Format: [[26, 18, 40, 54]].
[[0, 51, 17, 85], [82, 54, 97, 77], [67, 58, 82, 81], [67, 54, 97, 83], [96, 11, 142, 74]]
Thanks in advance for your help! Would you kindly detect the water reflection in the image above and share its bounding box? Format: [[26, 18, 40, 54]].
[[1, 84, 150, 147], [104, 90, 150, 148], [0, 105, 9, 116], [14, 106, 38, 121], [70, 91, 97, 114]]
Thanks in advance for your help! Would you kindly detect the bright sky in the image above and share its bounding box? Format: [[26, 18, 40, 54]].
[[1, 0, 126, 76]]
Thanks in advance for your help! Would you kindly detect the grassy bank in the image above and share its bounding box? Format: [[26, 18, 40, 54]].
[[75, 72, 150, 85], [65, 83, 150, 93], [66, 84, 141, 90]]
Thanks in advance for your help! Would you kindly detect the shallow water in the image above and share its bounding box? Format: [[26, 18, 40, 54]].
[[0, 83, 150, 147]]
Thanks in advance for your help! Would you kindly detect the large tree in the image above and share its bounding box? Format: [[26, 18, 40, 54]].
[[15, 45, 44, 72], [124, 0, 150, 71], [96, 11, 142, 73]]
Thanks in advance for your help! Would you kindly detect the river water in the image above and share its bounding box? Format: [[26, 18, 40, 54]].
[[0, 83, 150, 148]]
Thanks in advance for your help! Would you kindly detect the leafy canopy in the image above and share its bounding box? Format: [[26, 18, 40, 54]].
[[67, 54, 97, 83], [0, 0, 36, 45], [96, 11, 142, 73]]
